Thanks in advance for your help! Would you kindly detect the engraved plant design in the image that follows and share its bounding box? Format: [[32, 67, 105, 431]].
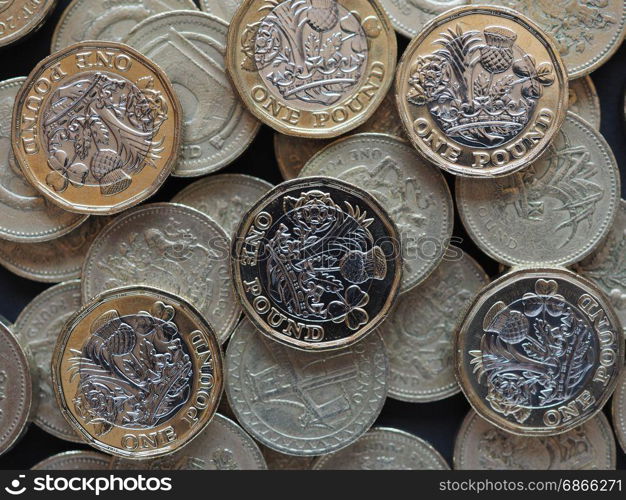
[[69, 301, 192, 436], [43, 73, 168, 196], [265, 190, 387, 329], [407, 25, 555, 148], [470, 279, 595, 424]]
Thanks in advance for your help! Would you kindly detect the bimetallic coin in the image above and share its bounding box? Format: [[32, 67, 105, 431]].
[[111, 413, 266, 470], [299, 133, 453, 293], [226, 319, 388, 456], [171, 174, 272, 235], [199, 0, 241, 22], [0, 215, 110, 283], [0, 0, 56, 47], [12, 42, 182, 215], [274, 88, 408, 180], [471, 0, 626, 78], [52, 286, 223, 459], [569, 77, 601, 130], [455, 268, 624, 436], [227, 0, 397, 138], [612, 371, 626, 454], [0, 77, 87, 243], [31, 451, 111, 471], [312, 428, 449, 469], [261, 446, 317, 470], [82, 203, 239, 344], [457, 112, 620, 268], [454, 410, 616, 470], [231, 177, 402, 350], [0, 321, 34, 457], [396, 6, 568, 177], [577, 200, 626, 334], [14, 281, 83, 443], [380, 0, 468, 38], [383, 248, 489, 402], [51, 0, 198, 52], [125, 11, 260, 177]]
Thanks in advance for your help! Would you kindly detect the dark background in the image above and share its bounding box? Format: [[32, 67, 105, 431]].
[[0, 0, 624, 470]]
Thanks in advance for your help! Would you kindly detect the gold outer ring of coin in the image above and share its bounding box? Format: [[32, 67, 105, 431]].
[[51, 285, 224, 459], [11, 41, 182, 215], [395, 5, 568, 178], [226, 0, 398, 138], [455, 267, 624, 437], [0, 0, 57, 48]]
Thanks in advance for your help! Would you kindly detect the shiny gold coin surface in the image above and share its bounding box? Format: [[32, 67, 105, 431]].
[[456, 268, 623, 436], [52, 286, 223, 459], [226, 0, 397, 138], [0, 0, 56, 47], [395, 6, 568, 177], [12, 41, 182, 215]]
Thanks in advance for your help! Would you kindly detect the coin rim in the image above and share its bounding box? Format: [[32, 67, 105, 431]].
[[611, 369, 626, 455], [0, 0, 57, 48], [31, 450, 111, 471]]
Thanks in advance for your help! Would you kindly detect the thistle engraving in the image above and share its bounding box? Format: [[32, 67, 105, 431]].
[[470, 279, 595, 424], [407, 24, 555, 148], [69, 301, 192, 436], [42, 73, 168, 196]]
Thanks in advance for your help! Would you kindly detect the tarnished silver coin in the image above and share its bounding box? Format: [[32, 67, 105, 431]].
[[82, 203, 239, 344], [199, 0, 241, 22], [31, 451, 110, 471], [51, 0, 198, 52], [171, 174, 272, 236], [456, 268, 624, 436], [569, 77, 601, 130], [226, 319, 388, 456], [125, 11, 260, 177], [0, 77, 87, 243], [577, 200, 625, 334], [612, 371, 626, 454], [454, 410, 616, 470], [261, 446, 316, 470], [14, 281, 83, 443], [457, 112, 620, 268], [0, 216, 109, 283], [383, 248, 489, 402], [312, 428, 449, 470], [380, 0, 468, 38], [0, 0, 57, 48], [299, 133, 453, 294], [110, 413, 266, 470], [0, 321, 34, 457]]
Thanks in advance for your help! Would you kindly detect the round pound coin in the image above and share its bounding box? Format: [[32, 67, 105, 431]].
[[261, 446, 316, 470], [569, 77, 601, 130], [299, 133, 453, 293], [82, 203, 239, 344], [226, 319, 388, 456], [455, 268, 624, 436], [51, 0, 198, 52], [380, 0, 468, 38], [231, 176, 402, 350], [199, 0, 241, 22], [454, 410, 616, 470], [0, 321, 34, 457], [14, 281, 83, 443], [31, 451, 111, 471], [312, 428, 449, 469], [0, 77, 87, 243], [12, 41, 182, 215], [0, 0, 56, 48], [227, 0, 397, 138], [396, 6, 568, 177], [612, 370, 626, 454], [51, 286, 224, 459], [111, 413, 266, 470], [457, 112, 620, 268], [125, 11, 260, 177]]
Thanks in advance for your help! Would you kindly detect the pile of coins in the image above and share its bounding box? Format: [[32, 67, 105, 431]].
[[0, 0, 624, 471]]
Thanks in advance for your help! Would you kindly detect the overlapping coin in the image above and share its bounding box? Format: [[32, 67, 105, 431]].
[[200, 0, 242, 22], [396, 6, 568, 177], [455, 268, 624, 436], [231, 176, 402, 350], [51, 286, 223, 459], [569, 77, 601, 130], [0, 0, 57, 47], [380, 0, 468, 38], [227, 0, 397, 138], [12, 41, 182, 215], [31, 451, 111, 471]]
